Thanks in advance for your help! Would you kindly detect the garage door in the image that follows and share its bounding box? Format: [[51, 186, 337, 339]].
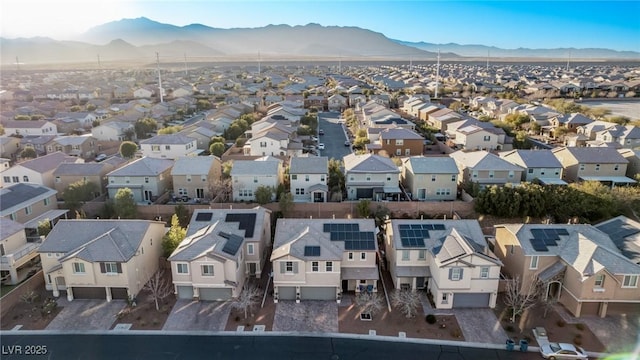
[[300, 287, 336, 301], [111, 287, 129, 300], [580, 302, 600, 316], [452, 293, 490, 308], [176, 285, 194, 299], [277, 286, 296, 300], [72, 287, 106, 299], [356, 188, 373, 199], [199, 288, 232, 301]]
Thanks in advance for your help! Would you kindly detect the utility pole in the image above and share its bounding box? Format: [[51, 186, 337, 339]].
[[97, 54, 101, 70], [258, 51, 261, 75], [184, 53, 188, 76], [156, 52, 163, 103], [435, 49, 440, 99], [15, 56, 20, 71], [566, 50, 571, 71], [486, 49, 490, 73]]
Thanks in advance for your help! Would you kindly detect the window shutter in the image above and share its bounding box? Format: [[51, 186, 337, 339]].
[[280, 262, 285, 273], [459, 268, 464, 280], [116, 263, 122, 273], [100, 263, 106, 273], [448, 268, 453, 280], [293, 262, 299, 274]]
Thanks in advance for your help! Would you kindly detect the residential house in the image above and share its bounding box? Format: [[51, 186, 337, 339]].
[[449, 124, 500, 151], [289, 156, 328, 203], [344, 153, 401, 201], [1, 120, 57, 136], [384, 219, 501, 309], [328, 94, 347, 111], [427, 108, 463, 132], [140, 134, 199, 159], [449, 150, 524, 189], [245, 125, 298, 157], [91, 122, 135, 142], [38, 219, 165, 301], [401, 156, 458, 201], [47, 135, 97, 159], [596, 216, 640, 265], [618, 149, 640, 180], [171, 156, 222, 200], [271, 218, 378, 302], [499, 149, 566, 184], [494, 223, 640, 317], [230, 156, 283, 202], [594, 125, 640, 149], [106, 157, 174, 204], [1, 152, 82, 188], [168, 207, 271, 300], [0, 218, 39, 285], [0, 183, 66, 234], [0, 136, 21, 160], [368, 127, 424, 157], [53, 162, 116, 199], [304, 95, 327, 110], [551, 146, 635, 186]]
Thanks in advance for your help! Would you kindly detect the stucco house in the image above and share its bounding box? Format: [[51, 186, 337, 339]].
[[271, 218, 378, 303], [169, 207, 271, 300], [230, 156, 283, 202], [449, 150, 524, 189], [401, 156, 458, 201], [53, 162, 117, 199], [1, 120, 57, 137], [344, 153, 401, 201], [368, 127, 424, 157], [106, 157, 174, 204], [140, 134, 199, 159], [0, 218, 40, 285], [551, 146, 635, 186], [170, 156, 221, 201], [91, 122, 135, 142], [383, 219, 501, 309], [289, 156, 328, 203], [1, 151, 82, 188], [38, 219, 165, 301], [0, 183, 64, 228], [499, 149, 566, 184]]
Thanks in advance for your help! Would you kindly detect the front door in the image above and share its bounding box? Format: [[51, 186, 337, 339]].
[[249, 263, 257, 277], [144, 190, 153, 202], [342, 280, 349, 292]]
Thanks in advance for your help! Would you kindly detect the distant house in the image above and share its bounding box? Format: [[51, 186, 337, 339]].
[[169, 207, 271, 300], [1, 120, 57, 136], [91, 122, 135, 142], [140, 134, 199, 159], [368, 127, 424, 157], [499, 149, 566, 184], [401, 156, 458, 201], [39, 219, 165, 301], [46, 135, 97, 159], [0, 183, 66, 232], [327, 94, 347, 111], [53, 162, 116, 199], [449, 150, 524, 189], [0, 218, 39, 285], [343, 153, 401, 201], [231, 156, 283, 202], [106, 157, 174, 204], [171, 156, 221, 201], [1, 152, 82, 188], [289, 156, 328, 203], [0, 136, 21, 160], [551, 146, 635, 186]]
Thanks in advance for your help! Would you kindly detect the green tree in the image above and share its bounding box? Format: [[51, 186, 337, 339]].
[[254, 185, 273, 205], [609, 116, 631, 125], [209, 142, 225, 157], [14, 115, 30, 121], [70, 105, 82, 112], [196, 99, 211, 111], [222, 161, 233, 179], [86, 103, 97, 111], [0, 124, 5, 136], [20, 148, 37, 159], [224, 124, 243, 140], [134, 118, 157, 139], [210, 136, 225, 144], [162, 214, 187, 257], [63, 180, 99, 213], [278, 192, 294, 218], [114, 188, 137, 219], [356, 200, 371, 218], [119, 141, 138, 159], [37, 219, 52, 237], [174, 204, 191, 228], [157, 125, 183, 135]]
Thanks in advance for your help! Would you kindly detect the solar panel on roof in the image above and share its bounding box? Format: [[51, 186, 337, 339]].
[[410, 224, 422, 230], [543, 229, 559, 239], [399, 224, 410, 231], [531, 229, 546, 239], [529, 238, 548, 252], [195, 212, 213, 221], [556, 228, 569, 236], [433, 224, 446, 230], [220, 232, 244, 255], [304, 246, 321, 257], [323, 224, 331, 232], [225, 213, 257, 237]]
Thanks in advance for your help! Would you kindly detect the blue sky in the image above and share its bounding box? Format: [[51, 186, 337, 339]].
[[2, 1, 639, 51]]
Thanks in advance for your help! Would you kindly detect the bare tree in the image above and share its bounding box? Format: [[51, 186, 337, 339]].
[[231, 284, 261, 319], [503, 275, 541, 323], [355, 291, 384, 318], [209, 178, 233, 203], [143, 270, 173, 311], [390, 289, 421, 318]]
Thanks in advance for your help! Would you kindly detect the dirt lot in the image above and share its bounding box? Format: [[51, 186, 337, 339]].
[[0, 286, 61, 330], [224, 294, 276, 331], [493, 297, 605, 352]]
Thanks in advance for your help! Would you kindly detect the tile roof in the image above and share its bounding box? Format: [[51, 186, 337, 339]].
[[553, 147, 628, 164], [107, 157, 174, 177], [140, 133, 196, 145], [289, 156, 328, 174], [53, 163, 106, 176], [344, 153, 400, 174], [450, 150, 524, 171], [171, 156, 218, 176], [404, 156, 458, 174], [0, 217, 25, 239], [231, 158, 281, 176], [500, 149, 563, 168], [0, 183, 56, 214], [18, 152, 79, 173]]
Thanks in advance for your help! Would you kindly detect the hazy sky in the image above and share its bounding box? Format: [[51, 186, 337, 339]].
[[2, 0, 639, 51]]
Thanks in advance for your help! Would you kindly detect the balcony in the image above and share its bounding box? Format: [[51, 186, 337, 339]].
[[0, 241, 41, 269]]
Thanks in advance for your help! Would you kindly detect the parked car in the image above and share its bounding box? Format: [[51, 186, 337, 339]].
[[344, 140, 351, 147], [319, 129, 324, 135], [318, 143, 325, 150], [95, 153, 107, 162], [311, 136, 319, 142], [540, 342, 588, 360]]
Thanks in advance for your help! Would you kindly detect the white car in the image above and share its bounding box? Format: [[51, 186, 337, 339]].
[[318, 143, 325, 150], [311, 136, 318, 142], [540, 342, 588, 360]]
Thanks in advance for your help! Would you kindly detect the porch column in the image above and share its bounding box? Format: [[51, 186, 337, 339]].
[[105, 287, 112, 302], [599, 302, 608, 318], [67, 287, 74, 301], [574, 301, 582, 317], [51, 277, 60, 297], [9, 267, 18, 285]]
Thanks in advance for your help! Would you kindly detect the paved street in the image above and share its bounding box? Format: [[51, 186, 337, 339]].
[[0, 333, 546, 360], [318, 111, 352, 160]]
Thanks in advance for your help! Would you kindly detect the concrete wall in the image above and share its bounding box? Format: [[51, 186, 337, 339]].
[[0, 270, 44, 319]]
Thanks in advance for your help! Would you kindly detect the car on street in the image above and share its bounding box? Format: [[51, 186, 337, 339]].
[[95, 153, 107, 162], [319, 129, 324, 135], [540, 342, 588, 360], [344, 140, 351, 146], [318, 143, 325, 150], [311, 136, 319, 142]]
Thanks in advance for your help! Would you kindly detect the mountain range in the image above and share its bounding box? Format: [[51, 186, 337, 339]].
[[1, 17, 638, 65]]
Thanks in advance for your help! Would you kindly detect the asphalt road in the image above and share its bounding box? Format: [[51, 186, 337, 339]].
[[0, 333, 544, 360], [318, 111, 352, 161]]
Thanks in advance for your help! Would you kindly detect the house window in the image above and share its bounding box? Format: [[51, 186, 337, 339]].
[[431, 175, 437, 182], [320, 175, 325, 182], [366, 174, 371, 181], [360, 252, 366, 260], [3, 176, 9, 183], [9, 213, 16, 221], [450, 268, 462, 281], [176, 263, 189, 274], [326, 261, 333, 272], [305, 175, 309, 182], [23, 176, 29, 182], [528, 169, 534, 174], [472, 171, 478, 178], [151, 145, 160, 151], [348, 252, 353, 260], [44, 198, 50, 206], [483, 135, 491, 141], [529, 256, 539, 270], [508, 171, 514, 178], [165, 145, 171, 150], [247, 243, 254, 255], [72, 262, 85, 274], [12, 176, 19, 183], [395, 139, 404, 145], [595, 164, 600, 171], [480, 267, 489, 279], [623, 275, 638, 288], [291, 174, 297, 180], [418, 250, 426, 260], [295, 188, 305, 195], [102, 262, 120, 274], [312, 261, 319, 272], [253, 176, 258, 183], [25, 206, 32, 215], [489, 171, 494, 178], [387, 176, 392, 181], [579, 164, 585, 171], [285, 261, 293, 273], [402, 250, 409, 261], [451, 175, 456, 182], [614, 164, 619, 171], [201, 265, 214, 276], [125, 176, 130, 183], [594, 274, 605, 287], [441, 293, 448, 303], [145, 177, 150, 183], [396, 149, 402, 156]]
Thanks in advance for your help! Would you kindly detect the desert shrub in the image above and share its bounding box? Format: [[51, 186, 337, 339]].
[[556, 319, 566, 327], [426, 314, 437, 324], [576, 323, 585, 331], [450, 329, 462, 338], [505, 325, 515, 333], [573, 335, 582, 346]]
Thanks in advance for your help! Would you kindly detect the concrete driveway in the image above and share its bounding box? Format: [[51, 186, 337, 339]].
[[46, 298, 126, 330], [162, 299, 231, 331], [273, 301, 338, 333], [454, 308, 509, 344]]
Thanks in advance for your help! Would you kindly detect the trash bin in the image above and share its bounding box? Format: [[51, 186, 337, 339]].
[[519, 339, 528, 352], [506, 339, 515, 351]]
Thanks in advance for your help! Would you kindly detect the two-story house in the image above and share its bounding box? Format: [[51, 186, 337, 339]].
[[171, 156, 221, 201], [53, 162, 117, 199], [494, 223, 640, 317], [140, 134, 199, 159], [401, 156, 458, 201], [449, 150, 524, 189], [230, 156, 283, 202], [38, 219, 165, 301], [47, 135, 97, 159], [384, 219, 501, 309], [169, 207, 271, 300], [91, 122, 135, 142], [368, 127, 424, 157], [344, 153, 401, 201], [106, 157, 174, 204], [289, 156, 328, 203], [551, 146, 635, 186], [499, 149, 566, 184], [271, 218, 378, 303], [1, 218, 40, 285], [1, 151, 82, 188], [1, 120, 57, 136]]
